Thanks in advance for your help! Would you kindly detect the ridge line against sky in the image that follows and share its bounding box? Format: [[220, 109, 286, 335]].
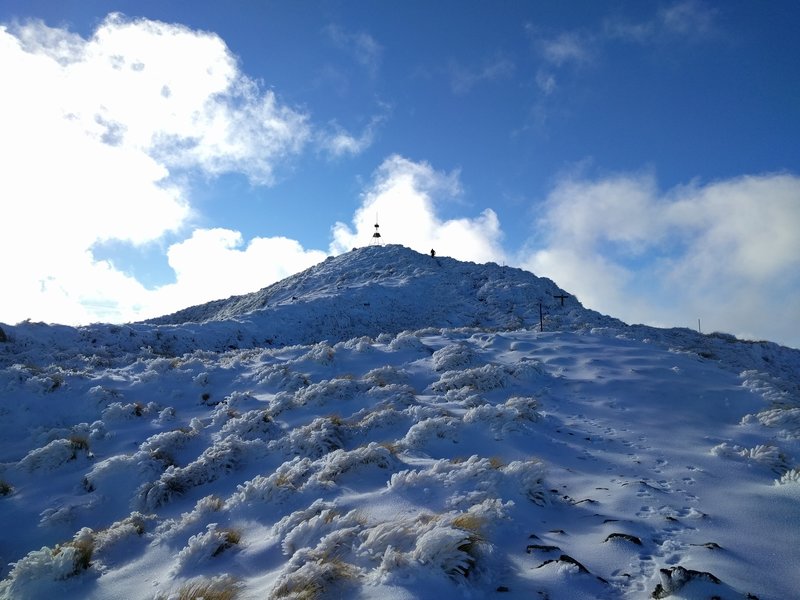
[[0, 1, 798, 348]]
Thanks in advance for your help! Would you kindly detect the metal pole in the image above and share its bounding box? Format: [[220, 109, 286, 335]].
[[539, 302, 543, 332]]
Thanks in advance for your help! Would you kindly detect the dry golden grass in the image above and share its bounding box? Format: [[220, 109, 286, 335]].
[[52, 533, 95, 574], [272, 557, 359, 599], [451, 513, 484, 536], [211, 528, 242, 557], [68, 434, 90, 452], [488, 456, 505, 469], [176, 577, 240, 600]]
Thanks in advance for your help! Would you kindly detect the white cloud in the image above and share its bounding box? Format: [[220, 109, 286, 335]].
[[319, 114, 385, 158], [0, 14, 314, 325], [658, 0, 717, 37], [605, 0, 717, 44], [324, 24, 382, 78], [539, 32, 592, 67], [522, 172, 800, 347], [146, 229, 328, 318], [535, 70, 557, 95], [449, 55, 515, 95], [330, 155, 507, 264]]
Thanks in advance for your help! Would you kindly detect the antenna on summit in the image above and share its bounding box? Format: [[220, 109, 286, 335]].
[[370, 213, 383, 246]]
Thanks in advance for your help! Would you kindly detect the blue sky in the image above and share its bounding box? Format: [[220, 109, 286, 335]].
[[1, 1, 799, 348]]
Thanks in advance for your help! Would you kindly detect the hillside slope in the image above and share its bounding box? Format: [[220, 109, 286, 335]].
[[0, 244, 798, 599]]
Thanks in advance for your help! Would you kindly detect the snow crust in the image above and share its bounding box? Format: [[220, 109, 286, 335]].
[[1, 245, 799, 599]]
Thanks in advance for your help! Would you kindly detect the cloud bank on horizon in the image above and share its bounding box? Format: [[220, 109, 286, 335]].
[[1, 8, 799, 348]]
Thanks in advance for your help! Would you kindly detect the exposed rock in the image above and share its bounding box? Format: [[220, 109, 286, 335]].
[[604, 533, 643, 545], [652, 566, 721, 598]]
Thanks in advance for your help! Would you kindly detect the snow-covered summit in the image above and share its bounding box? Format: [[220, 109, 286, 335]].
[[147, 244, 618, 338]]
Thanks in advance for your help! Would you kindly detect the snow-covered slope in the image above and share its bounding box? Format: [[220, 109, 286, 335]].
[[0, 245, 798, 599]]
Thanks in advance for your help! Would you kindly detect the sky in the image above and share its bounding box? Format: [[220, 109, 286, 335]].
[[1, 0, 798, 348]]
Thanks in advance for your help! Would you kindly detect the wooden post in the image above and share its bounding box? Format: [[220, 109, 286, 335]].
[[539, 302, 544, 332]]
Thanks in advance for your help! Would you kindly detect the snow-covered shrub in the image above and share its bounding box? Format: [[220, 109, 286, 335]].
[[138, 437, 267, 510], [146, 357, 177, 374], [740, 370, 794, 406], [276, 416, 344, 459], [742, 407, 800, 438], [271, 550, 361, 599], [155, 406, 176, 423], [388, 456, 493, 497], [152, 495, 227, 543], [432, 343, 477, 372], [463, 396, 541, 437], [222, 390, 259, 412], [363, 365, 409, 387], [83, 453, 158, 495], [509, 359, 546, 381], [173, 524, 242, 573], [301, 342, 336, 365], [711, 443, 786, 472], [101, 401, 148, 422], [139, 428, 198, 464], [388, 456, 547, 509], [254, 364, 309, 392], [0, 527, 95, 596], [293, 377, 368, 408], [269, 390, 297, 416], [440, 388, 484, 406], [359, 500, 507, 585], [230, 457, 314, 506], [411, 526, 478, 578], [218, 409, 280, 441], [19, 438, 89, 471], [354, 406, 406, 437], [389, 331, 431, 353], [93, 513, 147, 553], [358, 515, 431, 561], [775, 468, 800, 485], [87, 384, 124, 403], [398, 416, 459, 450], [30, 372, 65, 393], [314, 443, 399, 484], [32, 422, 100, 447], [280, 508, 363, 556], [272, 499, 337, 540], [502, 459, 548, 505], [87, 420, 107, 440], [430, 364, 509, 393], [366, 383, 418, 407], [336, 336, 375, 353]]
